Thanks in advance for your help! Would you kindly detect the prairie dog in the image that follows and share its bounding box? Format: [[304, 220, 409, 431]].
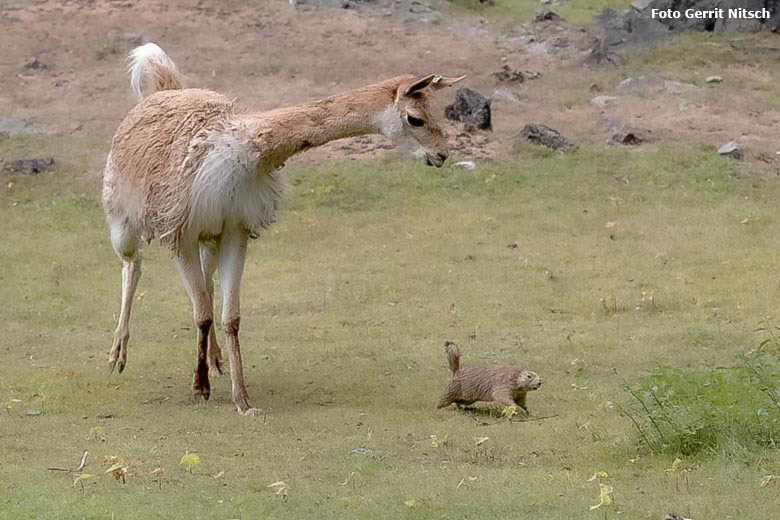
[[436, 341, 542, 412]]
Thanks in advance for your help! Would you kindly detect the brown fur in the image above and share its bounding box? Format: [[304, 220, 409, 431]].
[[437, 342, 542, 412], [107, 88, 236, 248], [102, 43, 465, 415], [105, 74, 456, 252]]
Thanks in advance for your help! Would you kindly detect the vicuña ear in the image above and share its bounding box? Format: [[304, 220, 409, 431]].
[[430, 74, 467, 90], [403, 74, 437, 97]]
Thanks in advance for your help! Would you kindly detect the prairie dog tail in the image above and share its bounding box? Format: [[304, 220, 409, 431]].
[[127, 43, 183, 101], [444, 341, 460, 375]]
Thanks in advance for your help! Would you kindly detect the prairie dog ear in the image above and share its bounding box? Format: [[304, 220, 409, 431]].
[[403, 74, 437, 97], [430, 74, 467, 90]]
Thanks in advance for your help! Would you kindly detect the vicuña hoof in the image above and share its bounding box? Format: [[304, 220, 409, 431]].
[[192, 373, 211, 401]]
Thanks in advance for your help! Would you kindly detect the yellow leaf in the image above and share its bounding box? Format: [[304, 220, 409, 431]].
[[587, 470, 608, 482], [501, 405, 519, 418], [404, 499, 415, 508], [589, 483, 613, 510], [105, 462, 124, 474], [179, 453, 201, 470], [267, 480, 289, 496]]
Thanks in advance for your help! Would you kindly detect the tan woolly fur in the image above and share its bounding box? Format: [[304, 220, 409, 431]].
[[102, 43, 465, 415]]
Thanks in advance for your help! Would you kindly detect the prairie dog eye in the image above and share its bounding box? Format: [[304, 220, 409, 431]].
[[406, 114, 425, 127], [526, 373, 532, 379]]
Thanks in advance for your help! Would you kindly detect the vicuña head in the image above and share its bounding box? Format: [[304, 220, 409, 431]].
[[382, 74, 467, 167]]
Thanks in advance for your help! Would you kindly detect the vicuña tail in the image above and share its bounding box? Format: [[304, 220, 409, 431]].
[[444, 341, 460, 375], [127, 43, 183, 101]]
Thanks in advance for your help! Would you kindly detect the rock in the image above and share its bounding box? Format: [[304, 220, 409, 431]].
[[26, 410, 42, 416], [351, 447, 374, 456], [705, 75, 723, 83], [3, 158, 55, 175], [592, 0, 780, 61], [617, 74, 666, 94], [492, 64, 524, 83], [718, 140, 741, 158], [533, 10, 562, 22], [591, 95, 618, 107], [587, 8, 671, 65], [452, 160, 476, 170], [445, 88, 492, 131], [599, 115, 641, 144], [0, 116, 34, 136], [678, 99, 704, 111], [521, 124, 576, 150], [22, 56, 47, 70]]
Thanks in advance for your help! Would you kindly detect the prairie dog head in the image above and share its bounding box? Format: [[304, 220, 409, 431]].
[[517, 370, 542, 391]]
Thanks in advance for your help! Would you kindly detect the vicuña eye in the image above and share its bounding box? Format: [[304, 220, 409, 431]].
[[407, 114, 425, 127]]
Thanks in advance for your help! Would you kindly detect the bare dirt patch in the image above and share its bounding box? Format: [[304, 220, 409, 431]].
[[1, 0, 778, 171]]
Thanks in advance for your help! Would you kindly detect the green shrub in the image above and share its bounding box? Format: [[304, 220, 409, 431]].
[[621, 355, 780, 457]]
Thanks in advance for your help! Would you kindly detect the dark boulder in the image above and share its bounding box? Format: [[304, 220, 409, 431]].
[[521, 124, 576, 150], [445, 88, 492, 131]]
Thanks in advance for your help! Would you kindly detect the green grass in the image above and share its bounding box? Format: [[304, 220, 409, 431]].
[[441, 0, 631, 26], [2, 136, 780, 518]]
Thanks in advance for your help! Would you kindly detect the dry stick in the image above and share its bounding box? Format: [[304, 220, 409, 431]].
[[47, 451, 89, 473], [75, 451, 88, 472]]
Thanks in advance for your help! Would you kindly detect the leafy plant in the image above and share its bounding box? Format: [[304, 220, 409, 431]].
[[620, 352, 780, 457]]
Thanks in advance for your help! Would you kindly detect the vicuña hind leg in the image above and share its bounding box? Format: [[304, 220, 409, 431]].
[[200, 241, 224, 376], [174, 243, 213, 401], [219, 231, 257, 416], [108, 216, 142, 373]]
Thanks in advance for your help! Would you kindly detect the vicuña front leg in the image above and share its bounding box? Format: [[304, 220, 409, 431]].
[[174, 244, 212, 401], [200, 241, 224, 376], [219, 231, 257, 416], [108, 253, 142, 372]]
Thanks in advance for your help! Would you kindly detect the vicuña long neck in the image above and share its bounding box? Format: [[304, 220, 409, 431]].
[[240, 76, 411, 169]]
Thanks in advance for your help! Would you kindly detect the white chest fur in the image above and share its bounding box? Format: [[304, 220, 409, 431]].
[[188, 131, 287, 238]]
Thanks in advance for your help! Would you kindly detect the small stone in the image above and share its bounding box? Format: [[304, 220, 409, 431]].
[[599, 115, 641, 145], [3, 158, 55, 175], [22, 57, 47, 70], [452, 161, 476, 170], [617, 75, 665, 95], [351, 448, 374, 456], [521, 124, 576, 150], [492, 64, 524, 83], [26, 410, 42, 416], [678, 99, 704, 111], [534, 10, 562, 22], [718, 140, 741, 159], [705, 75, 723, 83], [591, 95, 618, 107]]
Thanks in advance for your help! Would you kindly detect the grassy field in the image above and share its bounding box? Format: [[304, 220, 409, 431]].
[[2, 134, 780, 519]]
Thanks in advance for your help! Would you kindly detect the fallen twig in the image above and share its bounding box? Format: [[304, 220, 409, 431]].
[[47, 451, 89, 474]]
